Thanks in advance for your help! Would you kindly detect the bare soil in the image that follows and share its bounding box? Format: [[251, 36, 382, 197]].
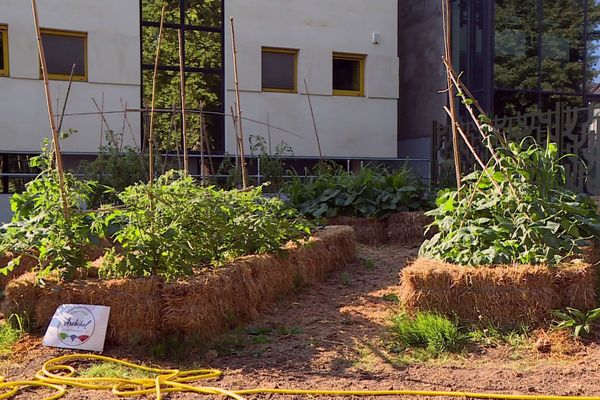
[[2, 243, 600, 399]]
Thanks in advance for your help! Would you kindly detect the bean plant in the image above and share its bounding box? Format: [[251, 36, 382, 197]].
[[420, 138, 600, 266]]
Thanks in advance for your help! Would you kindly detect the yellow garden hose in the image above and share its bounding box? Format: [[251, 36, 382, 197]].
[[0, 353, 598, 400]]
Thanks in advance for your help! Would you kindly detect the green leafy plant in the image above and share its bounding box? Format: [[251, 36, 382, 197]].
[[0, 142, 101, 280], [283, 165, 431, 219], [249, 134, 293, 192], [97, 171, 312, 280], [420, 138, 600, 266], [78, 144, 148, 206], [389, 311, 465, 356], [552, 307, 600, 338]]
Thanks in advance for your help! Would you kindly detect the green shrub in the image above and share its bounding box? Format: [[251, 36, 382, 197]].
[[282, 165, 431, 219], [420, 138, 600, 266], [389, 312, 465, 355], [97, 171, 312, 280]]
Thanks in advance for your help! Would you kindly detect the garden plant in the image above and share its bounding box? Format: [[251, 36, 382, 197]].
[[282, 164, 431, 219]]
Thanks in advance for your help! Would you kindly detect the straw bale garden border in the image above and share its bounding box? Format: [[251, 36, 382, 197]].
[[2, 226, 355, 345]]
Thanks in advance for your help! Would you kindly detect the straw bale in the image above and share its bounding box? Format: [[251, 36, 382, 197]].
[[33, 276, 163, 345], [161, 226, 356, 341], [1, 272, 38, 321], [327, 216, 387, 245], [387, 212, 431, 245], [3, 226, 355, 344], [400, 258, 562, 327], [0, 253, 39, 289], [554, 261, 598, 310]]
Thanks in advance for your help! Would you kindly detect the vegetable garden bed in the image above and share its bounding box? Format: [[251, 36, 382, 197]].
[[400, 248, 599, 327], [327, 211, 431, 245], [2, 226, 355, 345]]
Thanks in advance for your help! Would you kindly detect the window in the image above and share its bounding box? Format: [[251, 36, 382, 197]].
[[261, 47, 298, 93], [0, 25, 8, 77], [40, 29, 87, 81], [333, 52, 365, 96]]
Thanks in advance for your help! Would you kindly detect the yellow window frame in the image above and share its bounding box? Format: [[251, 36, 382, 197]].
[[39, 28, 88, 82], [332, 52, 365, 97], [0, 25, 8, 77], [261, 47, 298, 93]]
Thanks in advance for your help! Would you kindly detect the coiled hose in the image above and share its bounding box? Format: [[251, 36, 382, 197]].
[[0, 353, 597, 400]]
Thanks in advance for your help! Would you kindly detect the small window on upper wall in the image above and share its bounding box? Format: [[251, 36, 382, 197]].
[[333, 52, 365, 96], [262, 47, 297, 93], [0, 25, 8, 77], [40, 29, 87, 81]]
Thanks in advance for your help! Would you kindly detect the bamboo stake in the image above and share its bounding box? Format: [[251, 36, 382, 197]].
[[57, 63, 76, 135], [31, 0, 70, 220], [304, 79, 324, 161], [266, 112, 272, 156], [199, 100, 214, 177], [99, 92, 105, 148], [148, 6, 166, 185], [177, 29, 189, 175], [229, 16, 249, 188], [442, 0, 462, 189], [230, 105, 241, 172], [91, 97, 117, 148], [443, 106, 502, 195]]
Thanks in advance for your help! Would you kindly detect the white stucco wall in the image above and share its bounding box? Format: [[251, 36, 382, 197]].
[[224, 0, 399, 158], [0, 0, 141, 153]]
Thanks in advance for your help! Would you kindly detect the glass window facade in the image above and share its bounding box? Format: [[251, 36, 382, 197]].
[[452, 0, 600, 117], [141, 0, 224, 153]]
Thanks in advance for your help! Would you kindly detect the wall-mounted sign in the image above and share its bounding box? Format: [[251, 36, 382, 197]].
[[43, 304, 110, 352]]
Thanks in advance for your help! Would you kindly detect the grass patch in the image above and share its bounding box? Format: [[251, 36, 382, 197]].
[[79, 362, 154, 379], [389, 312, 466, 357], [0, 315, 27, 356]]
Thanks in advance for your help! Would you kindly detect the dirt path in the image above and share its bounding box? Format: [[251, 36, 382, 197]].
[[3, 243, 600, 399]]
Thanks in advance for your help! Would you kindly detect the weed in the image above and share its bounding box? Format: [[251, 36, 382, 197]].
[[361, 258, 375, 271], [275, 325, 303, 336], [79, 362, 153, 379], [552, 307, 600, 338], [382, 293, 400, 304], [0, 315, 26, 356], [339, 272, 353, 286], [389, 311, 465, 356]]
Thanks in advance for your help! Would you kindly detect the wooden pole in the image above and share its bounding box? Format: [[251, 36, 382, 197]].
[[304, 79, 324, 161], [31, 0, 70, 220], [229, 16, 249, 188], [57, 63, 76, 135], [442, 0, 462, 189], [148, 7, 166, 184], [177, 29, 189, 175]]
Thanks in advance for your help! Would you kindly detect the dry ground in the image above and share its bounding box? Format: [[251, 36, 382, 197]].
[[2, 243, 600, 399]]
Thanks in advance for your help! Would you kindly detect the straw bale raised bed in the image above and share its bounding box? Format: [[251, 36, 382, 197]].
[[2, 226, 355, 344], [2, 273, 163, 345], [400, 252, 599, 327], [328, 211, 429, 245]]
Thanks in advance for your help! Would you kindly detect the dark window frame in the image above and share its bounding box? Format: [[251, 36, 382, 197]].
[[39, 28, 87, 81], [332, 52, 365, 97], [261, 47, 298, 93]]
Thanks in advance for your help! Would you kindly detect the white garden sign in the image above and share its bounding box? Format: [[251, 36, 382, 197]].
[[43, 304, 110, 352]]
